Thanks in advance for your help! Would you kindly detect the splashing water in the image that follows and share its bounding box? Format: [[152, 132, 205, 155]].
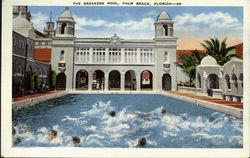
[[12, 94, 243, 148]]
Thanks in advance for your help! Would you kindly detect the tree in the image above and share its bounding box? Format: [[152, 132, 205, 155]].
[[35, 75, 41, 90], [201, 37, 237, 66], [176, 50, 205, 86], [30, 74, 35, 91], [51, 71, 56, 90]]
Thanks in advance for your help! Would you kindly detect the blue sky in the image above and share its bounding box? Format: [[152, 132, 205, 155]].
[[28, 6, 243, 49]]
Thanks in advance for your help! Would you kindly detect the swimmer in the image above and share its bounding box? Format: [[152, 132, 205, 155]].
[[48, 130, 57, 141]]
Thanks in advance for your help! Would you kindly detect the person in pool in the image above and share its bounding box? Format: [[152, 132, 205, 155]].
[[48, 130, 57, 141]]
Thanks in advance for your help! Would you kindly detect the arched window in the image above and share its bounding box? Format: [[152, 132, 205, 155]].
[[60, 50, 64, 61], [61, 23, 66, 34], [239, 73, 243, 87], [16, 65, 23, 76], [163, 24, 168, 36], [164, 51, 168, 62], [232, 74, 238, 88], [225, 74, 230, 89]]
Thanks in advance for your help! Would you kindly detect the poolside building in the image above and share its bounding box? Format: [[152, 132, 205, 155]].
[[196, 55, 243, 102], [12, 11, 51, 97], [51, 8, 178, 91]]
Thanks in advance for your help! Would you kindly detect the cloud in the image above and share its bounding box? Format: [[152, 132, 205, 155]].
[[31, 12, 49, 31], [146, 11, 159, 16], [73, 14, 106, 29], [174, 11, 242, 32], [73, 14, 155, 38]]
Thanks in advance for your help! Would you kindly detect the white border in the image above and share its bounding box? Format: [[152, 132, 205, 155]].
[[1, 0, 250, 157]]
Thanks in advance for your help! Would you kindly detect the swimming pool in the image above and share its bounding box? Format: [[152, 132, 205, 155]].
[[12, 94, 243, 148]]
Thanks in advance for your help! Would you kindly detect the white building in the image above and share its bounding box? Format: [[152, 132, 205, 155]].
[[51, 8, 178, 91], [196, 55, 243, 102]]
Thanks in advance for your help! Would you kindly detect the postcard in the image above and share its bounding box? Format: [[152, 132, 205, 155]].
[[1, 0, 250, 157]]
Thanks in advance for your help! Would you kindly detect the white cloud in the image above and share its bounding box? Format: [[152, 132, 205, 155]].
[[31, 12, 49, 31], [73, 14, 155, 38], [173, 11, 242, 39], [146, 11, 159, 16], [174, 11, 242, 31], [73, 14, 106, 29]]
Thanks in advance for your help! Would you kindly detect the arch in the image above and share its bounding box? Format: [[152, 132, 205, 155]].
[[163, 24, 168, 36], [76, 70, 88, 90], [141, 70, 153, 90], [39, 68, 43, 76], [92, 70, 105, 90], [232, 74, 238, 88], [207, 73, 219, 89], [56, 72, 66, 90], [225, 74, 230, 89], [162, 73, 171, 91], [43, 67, 47, 77], [109, 70, 121, 90], [197, 74, 201, 88], [125, 70, 136, 90], [26, 65, 33, 75], [16, 64, 23, 75], [61, 23, 66, 34], [60, 50, 65, 61], [239, 73, 243, 87]]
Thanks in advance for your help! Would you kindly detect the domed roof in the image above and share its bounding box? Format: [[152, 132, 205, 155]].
[[13, 14, 33, 29], [58, 7, 74, 20], [200, 55, 218, 66], [157, 12, 171, 21]]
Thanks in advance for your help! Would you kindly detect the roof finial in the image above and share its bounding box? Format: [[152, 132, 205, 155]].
[[50, 11, 52, 22], [18, 7, 22, 16], [65, 7, 69, 10]]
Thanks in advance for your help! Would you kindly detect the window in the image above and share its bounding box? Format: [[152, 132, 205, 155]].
[[13, 37, 16, 46], [61, 23, 66, 34], [19, 40, 24, 49], [164, 51, 168, 62], [60, 50, 65, 61], [163, 24, 168, 36], [16, 65, 23, 76]]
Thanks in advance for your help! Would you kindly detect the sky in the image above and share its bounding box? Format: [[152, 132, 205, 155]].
[[28, 6, 243, 50]]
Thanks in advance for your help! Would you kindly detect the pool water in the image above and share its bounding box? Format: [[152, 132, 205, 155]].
[[12, 94, 243, 148]]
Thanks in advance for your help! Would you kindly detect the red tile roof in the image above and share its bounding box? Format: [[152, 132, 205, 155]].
[[34, 48, 51, 62], [233, 43, 243, 59], [176, 50, 207, 63]]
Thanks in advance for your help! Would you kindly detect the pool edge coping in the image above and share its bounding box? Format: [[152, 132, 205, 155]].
[[12, 90, 243, 118]]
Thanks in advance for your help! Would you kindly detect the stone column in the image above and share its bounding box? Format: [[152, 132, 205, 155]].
[[230, 80, 235, 95], [237, 81, 243, 95], [105, 72, 109, 91], [105, 48, 109, 64], [88, 71, 92, 91], [137, 72, 141, 91], [89, 48, 93, 64], [202, 71, 208, 93], [137, 48, 140, 64], [121, 48, 124, 64], [121, 72, 125, 91]]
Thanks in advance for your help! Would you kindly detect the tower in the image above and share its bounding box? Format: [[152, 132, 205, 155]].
[[13, 6, 31, 21], [154, 12, 177, 91], [44, 12, 55, 37], [154, 12, 174, 38], [51, 7, 76, 90], [55, 7, 75, 36]]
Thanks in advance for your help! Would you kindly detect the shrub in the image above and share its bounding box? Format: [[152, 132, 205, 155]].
[[30, 74, 35, 90], [35, 75, 40, 90]]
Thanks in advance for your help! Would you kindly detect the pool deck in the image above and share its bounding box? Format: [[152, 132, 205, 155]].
[[12, 90, 68, 111], [12, 90, 243, 118]]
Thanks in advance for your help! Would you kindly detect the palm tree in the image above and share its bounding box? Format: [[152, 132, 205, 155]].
[[176, 50, 205, 86], [201, 37, 236, 66]]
